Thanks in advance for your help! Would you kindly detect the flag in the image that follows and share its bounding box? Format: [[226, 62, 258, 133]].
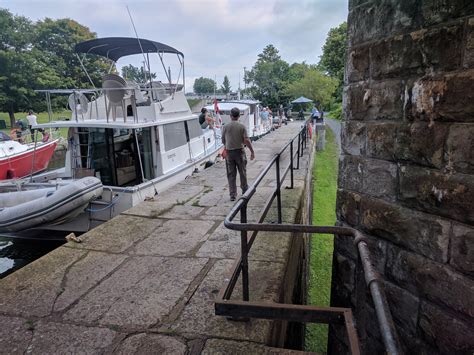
[[214, 98, 220, 114], [214, 98, 222, 126]]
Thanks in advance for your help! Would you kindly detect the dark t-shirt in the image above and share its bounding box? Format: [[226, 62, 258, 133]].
[[199, 113, 206, 125]]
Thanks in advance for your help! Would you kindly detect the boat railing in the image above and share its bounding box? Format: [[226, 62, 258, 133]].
[[36, 85, 183, 124], [215, 122, 402, 354]]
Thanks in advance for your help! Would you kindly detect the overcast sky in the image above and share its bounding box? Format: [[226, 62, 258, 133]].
[[2, 0, 348, 92]]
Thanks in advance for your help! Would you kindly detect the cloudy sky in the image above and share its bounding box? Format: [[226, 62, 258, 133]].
[[2, 0, 348, 92]]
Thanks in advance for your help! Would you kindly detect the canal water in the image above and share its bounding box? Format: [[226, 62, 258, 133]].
[[0, 236, 65, 278]]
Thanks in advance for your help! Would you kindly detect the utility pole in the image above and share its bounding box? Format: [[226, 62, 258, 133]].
[[243, 67, 247, 92]]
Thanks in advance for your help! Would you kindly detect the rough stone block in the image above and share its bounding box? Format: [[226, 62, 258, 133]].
[[450, 223, 474, 277], [464, 17, 474, 68], [361, 159, 398, 200], [359, 196, 450, 262], [386, 247, 474, 317], [348, 1, 422, 46], [330, 253, 356, 308], [409, 70, 474, 122], [384, 282, 420, 335], [419, 301, 474, 354], [395, 121, 448, 169], [345, 80, 404, 121], [346, 45, 370, 83], [336, 189, 361, 226], [202, 338, 305, 354], [366, 122, 398, 161], [370, 34, 424, 80], [399, 164, 474, 224], [338, 155, 363, 192], [341, 121, 366, 156], [445, 123, 474, 174], [422, 0, 474, 26]]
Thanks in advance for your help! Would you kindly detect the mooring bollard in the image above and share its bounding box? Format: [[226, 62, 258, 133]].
[[314, 123, 326, 151]]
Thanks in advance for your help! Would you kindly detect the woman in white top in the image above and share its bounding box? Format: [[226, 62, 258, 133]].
[[26, 110, 47, 142]]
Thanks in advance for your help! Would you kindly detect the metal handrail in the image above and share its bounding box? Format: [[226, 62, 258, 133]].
[[215, 122, 402, 354]]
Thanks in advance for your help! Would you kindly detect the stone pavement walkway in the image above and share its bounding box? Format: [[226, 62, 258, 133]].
[[0, 122, 312, 354]]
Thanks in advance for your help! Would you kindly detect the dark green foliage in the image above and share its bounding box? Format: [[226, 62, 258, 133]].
[[221, 75, 231, 94], [0, 8, 113, 125], [318, 22, 347, 101], [245, 44, 290, 108], [121, 64, 156, 83], [193, 76, 216, 94]]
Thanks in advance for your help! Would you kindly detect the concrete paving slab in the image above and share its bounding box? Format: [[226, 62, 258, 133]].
[[130, 219, 216, 257], [29, 321, 118, 354], [113, 333, 187, 354], [0, 315, 33, 354], [64, 256, 208, 328], [202, 338, 310, 354], [70, 215, 164, 253]]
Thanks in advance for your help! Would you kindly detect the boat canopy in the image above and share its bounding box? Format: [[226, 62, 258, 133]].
[[75, 37, 184, 61]]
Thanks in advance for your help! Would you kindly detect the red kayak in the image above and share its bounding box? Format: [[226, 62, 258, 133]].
[[0, 139, 58, 180]]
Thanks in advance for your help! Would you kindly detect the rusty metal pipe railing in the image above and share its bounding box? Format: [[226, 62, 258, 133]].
[[215, 122, 402, 354]]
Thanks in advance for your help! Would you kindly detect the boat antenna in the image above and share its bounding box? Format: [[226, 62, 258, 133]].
[[126, 5, 152, 83]]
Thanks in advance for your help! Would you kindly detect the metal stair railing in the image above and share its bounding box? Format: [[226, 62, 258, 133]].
[[214, 122, 402, 355]]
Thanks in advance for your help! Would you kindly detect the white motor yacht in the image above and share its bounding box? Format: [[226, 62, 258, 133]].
[[0, 37, 222, 234]]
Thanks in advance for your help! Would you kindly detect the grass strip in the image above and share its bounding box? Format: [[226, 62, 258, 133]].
[[305, 126, 338, 353]]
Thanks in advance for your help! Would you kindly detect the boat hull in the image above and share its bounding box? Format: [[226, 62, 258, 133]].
[[0, 140, 58, 180]]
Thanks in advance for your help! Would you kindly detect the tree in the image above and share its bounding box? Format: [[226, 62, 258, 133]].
[[245, 44, 289, 108], [318, 22, 347, 101], [193, 77, 216, 95], [33, 18, 111, 88], [121, 64, 156, 83], [0, 9, 44, 126], [285, 68, 338, 109], [221, 75, 231, 94]]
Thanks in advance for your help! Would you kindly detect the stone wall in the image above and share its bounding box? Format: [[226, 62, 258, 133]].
[[331, 1, 474, 353]]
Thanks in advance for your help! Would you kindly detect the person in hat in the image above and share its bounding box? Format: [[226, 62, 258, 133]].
[[221, 107, 255, 201]]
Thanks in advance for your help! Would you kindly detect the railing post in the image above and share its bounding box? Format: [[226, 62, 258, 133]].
[[241, 202, 250, 301], [297, 133, 301, 169], [276, 154, 282, 223], [290, 140, 294, 189]]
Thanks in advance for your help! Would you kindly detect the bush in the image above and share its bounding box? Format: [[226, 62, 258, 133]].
[[327, 102, 342, 120]]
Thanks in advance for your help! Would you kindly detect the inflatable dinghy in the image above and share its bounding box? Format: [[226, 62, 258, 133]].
[[0, 177, 103, 233]]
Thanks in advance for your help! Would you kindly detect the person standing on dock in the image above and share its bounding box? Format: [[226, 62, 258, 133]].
[[222, 107, 255, 201]]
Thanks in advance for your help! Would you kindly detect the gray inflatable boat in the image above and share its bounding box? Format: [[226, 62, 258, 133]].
[[0, 177, 103, 233]]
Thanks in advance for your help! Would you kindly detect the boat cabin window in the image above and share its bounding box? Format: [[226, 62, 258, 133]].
[[163, 122, 187, 151], [77, 127, 154, 186], [186, 119, 202, 140]]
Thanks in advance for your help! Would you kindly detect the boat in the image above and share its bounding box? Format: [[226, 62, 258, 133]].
[[0, 177, 103, 233], [0, 37, 222, 234], [0, 137, 58, 180], [205, 99, 272, 140]]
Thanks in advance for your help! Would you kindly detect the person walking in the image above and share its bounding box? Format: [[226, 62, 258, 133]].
[[222, 107, 255, 201]]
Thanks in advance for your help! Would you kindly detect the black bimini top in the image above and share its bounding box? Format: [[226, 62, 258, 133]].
[[75, 37, 183, 61]]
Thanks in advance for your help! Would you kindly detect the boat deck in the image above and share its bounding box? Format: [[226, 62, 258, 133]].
[[0, 122, 313, 354]]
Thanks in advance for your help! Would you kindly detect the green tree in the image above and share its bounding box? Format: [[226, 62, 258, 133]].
[[245, 44, 290, 108], [193, 77, 216, 95], [33, 18, 111, 88], [0, 9, 47, 126], [121, 64, 156, 83], [221, 75, 231, 94], [318, 22, 347, 101], [285, 68, 338, 109]]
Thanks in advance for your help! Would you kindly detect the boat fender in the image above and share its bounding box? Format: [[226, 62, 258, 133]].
[[6, 169, 14, 179]]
